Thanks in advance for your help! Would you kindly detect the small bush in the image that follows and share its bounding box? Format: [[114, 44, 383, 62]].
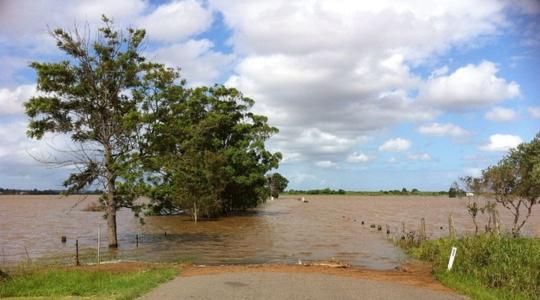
[[82, 201, 105, 212]]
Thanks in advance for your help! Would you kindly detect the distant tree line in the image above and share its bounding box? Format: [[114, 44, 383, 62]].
[[0, 188, 102, 195], [286, 188, 447, 196]]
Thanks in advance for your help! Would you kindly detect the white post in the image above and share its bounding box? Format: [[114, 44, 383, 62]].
[[97, 223, 101, 265], [447, 246, 457, 270]]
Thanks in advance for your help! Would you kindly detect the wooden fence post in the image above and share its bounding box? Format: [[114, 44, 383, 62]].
[[420, 218, 426, 242], [97, 223, 101, 265], [75, 239, 80, 266], [448, 214, 456, 239]]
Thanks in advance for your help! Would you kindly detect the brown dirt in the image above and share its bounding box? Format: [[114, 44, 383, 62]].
[[13, 260, 452, 294], [179, 260, 453, 293], [61, 261, 167, 273]]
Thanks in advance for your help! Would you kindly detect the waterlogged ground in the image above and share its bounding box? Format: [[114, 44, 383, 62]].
[[1, 195, 538, 269]]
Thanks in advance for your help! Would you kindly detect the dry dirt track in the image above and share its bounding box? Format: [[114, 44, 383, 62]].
[[138, 264, 466, 300]]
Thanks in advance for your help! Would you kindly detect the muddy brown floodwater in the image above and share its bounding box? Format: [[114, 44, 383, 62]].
[[1, 195, 538, 269]]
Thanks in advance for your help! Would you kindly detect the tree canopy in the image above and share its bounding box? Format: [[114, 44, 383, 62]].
[[143, 85, 282, 220]]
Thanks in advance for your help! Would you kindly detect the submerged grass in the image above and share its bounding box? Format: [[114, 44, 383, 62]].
[[0, 264, 177, 299], [401, 235, 540, 300]]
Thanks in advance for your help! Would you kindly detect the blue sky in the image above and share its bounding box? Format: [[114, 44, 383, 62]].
[[0, 0, 539, 191]]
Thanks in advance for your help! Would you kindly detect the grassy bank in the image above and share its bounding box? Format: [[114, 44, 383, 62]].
[[0, 263, 177, 299], [401, 235, 540, 300]]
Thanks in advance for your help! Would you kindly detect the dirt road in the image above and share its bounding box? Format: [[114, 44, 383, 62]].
[[138, 264, 465, 300]]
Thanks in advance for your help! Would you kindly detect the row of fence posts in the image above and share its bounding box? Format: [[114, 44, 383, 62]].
[[364, 213, 457, 242], [62, 224, 154, 266]]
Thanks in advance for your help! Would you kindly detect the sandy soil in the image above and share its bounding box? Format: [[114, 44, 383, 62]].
[[179, 260, 453, 294]]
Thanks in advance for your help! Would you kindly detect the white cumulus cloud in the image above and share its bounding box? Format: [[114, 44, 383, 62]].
[[419, 61, 520, 110], [0, 84, 35, 116], [346, 152, 372, 163], [418, 122, 470, 138], [137, 0, 212, 42], [528, 106, 540, 118], [408, 152, 432, 161], [379, 138, 411, 152], [479, 134, 523, 152], [315, 160, 338, 169], [485, 106, 518, 122], [147, 39, 235, 86]]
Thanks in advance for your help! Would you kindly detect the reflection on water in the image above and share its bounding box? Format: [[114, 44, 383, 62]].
[[1, 195, 538, 269]]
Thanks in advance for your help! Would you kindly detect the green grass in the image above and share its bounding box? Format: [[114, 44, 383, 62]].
[[402, 235, 540, 300], [0, 266, 177, 299]]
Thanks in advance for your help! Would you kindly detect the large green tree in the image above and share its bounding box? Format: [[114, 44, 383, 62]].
[[145, 86, 282, 220], [25, 17, 181, 247]]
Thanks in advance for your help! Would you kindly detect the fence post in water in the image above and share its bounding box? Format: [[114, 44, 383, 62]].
[[136, 234, 139, 247], [75, 239, 80, 266], [97, 223, 101, 265], [24, 247, 31, 263], [420, 218, 426, 242], [448, 214, 456, 239], [61, 236, 67, 243]]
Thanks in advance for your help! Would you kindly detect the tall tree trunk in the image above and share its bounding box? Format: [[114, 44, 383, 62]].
[[193, 202, 198, 223], [105, 146, 118, 248], [106, 203, 118, 248]]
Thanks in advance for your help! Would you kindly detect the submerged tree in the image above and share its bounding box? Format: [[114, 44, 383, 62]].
[[145, 86, 282, 220], [267, 173, 289, 198], [448, 181, 459, 198], [461, 176, 485, 235], [482, 132, 540, 236], [25, 16, 180, 247]]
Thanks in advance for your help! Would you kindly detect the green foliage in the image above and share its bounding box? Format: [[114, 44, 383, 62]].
[[143, 85, 281, 219], [24, 16, 182, 245], [405, 235, 540, 299], [268, 173, 289, 198], [463, 132, 540, 235], [448, 181, 461, 198], [0, 267, 177, 299]]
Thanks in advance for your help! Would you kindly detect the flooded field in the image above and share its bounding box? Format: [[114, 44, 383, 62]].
[[1, 195, 538, 269]]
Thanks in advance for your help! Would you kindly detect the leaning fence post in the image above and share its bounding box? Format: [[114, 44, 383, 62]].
[[75, 239, 80, 266], [420, 218, 426, 242], [448, 214, 456, 239]]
